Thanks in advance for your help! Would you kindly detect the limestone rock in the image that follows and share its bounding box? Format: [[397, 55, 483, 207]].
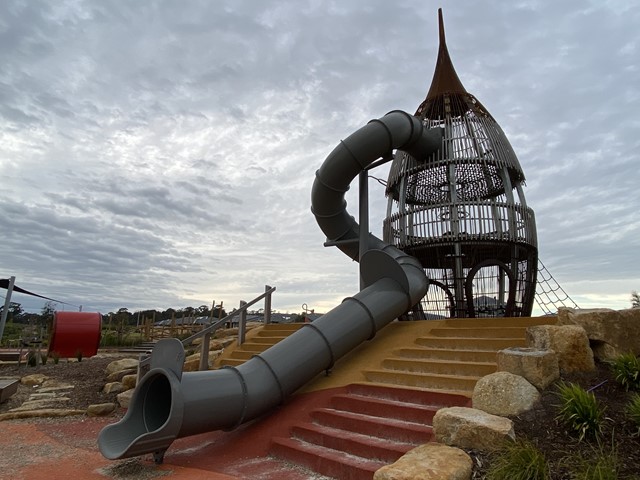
[[117, 389, 135, 409], [122, 374, 137, 390], [105, 358, 139, 375], [103, 382, 125, 394], [473, 372, 540, 416], [106, 368, 137, 382], [527, 324, 595, 373], [0, 408, 85, 421], [374, 443, 472, 480], [183, 349, 224, 372], [497, 347, 559, 390], [87, 403, 117, 417], [558, 307, 640, 360], [20, 374, 49, 386], [433, 407, 515, 452]]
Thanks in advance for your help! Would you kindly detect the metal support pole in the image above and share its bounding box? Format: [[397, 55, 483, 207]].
[[264, 285, 272, 324], [358, 171, 369, 290], [0, 276, 16, 343], [199, 331, 211, 371], [238, 301, 247, 345]]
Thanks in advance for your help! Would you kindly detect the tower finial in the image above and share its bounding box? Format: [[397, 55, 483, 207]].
[[438, 8, 445, 46], [423, 8, 467, 102]]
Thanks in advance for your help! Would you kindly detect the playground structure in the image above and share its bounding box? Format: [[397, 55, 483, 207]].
[[97, 9, 544, 470], [384, 10, 537, 319]]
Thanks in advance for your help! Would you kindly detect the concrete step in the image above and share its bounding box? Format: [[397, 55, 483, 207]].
[[393, 347, 498, 363], [249, 336, 289, 344], [381, 357, 497, 377], [291, 423, 414, 463], [440, 316, 557, 328], [310, 408, 434, 444], [363, 369, 479, 393], [345, 383, 470, 408], [414, 336, 526, 350], [271, 437, 385, 480], [330, 393, 442, 424], [429, 326, 528, 338], [258, 324, 306, 336]]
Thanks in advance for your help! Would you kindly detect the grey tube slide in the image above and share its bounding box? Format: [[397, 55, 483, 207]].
[[98, 110, 441, 461]]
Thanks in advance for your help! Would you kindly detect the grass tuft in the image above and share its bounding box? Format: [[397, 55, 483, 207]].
[[610, 353, 640, 391], [626, 392, 640, 435], [556, 381, 606, 442], [485, 439, 549, 480]]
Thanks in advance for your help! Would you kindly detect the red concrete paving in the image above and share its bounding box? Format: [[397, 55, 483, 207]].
[[0, 387, 344, 480]]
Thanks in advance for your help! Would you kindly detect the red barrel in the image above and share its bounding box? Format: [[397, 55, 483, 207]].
[[48, 312, 102, 358]]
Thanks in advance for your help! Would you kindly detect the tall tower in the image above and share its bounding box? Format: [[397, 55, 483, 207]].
[[383, 9, 537, 319]]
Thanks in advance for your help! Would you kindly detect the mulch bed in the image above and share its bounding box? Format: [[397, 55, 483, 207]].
[[0, 353, 133, 414], [469, 361, 640, 479]]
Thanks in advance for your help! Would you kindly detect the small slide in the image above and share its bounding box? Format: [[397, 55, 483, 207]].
[[98, 110, 441, 461]]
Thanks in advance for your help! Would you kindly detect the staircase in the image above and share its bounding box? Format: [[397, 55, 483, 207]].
[[218, 323, 306, 367], [270, 384, 470, 480], [363, 316, 556, 396]]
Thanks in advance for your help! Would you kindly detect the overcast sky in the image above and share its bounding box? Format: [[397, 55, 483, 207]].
[[1, 0, 638, 316]]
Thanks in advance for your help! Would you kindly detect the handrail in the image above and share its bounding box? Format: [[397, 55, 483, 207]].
[[137, 285, 276, 380]]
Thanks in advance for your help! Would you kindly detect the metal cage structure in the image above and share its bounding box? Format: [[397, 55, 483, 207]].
[[383, 10, 537, 319]]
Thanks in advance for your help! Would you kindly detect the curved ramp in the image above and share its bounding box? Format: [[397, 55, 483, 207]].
[[98, 111, 441, 461]]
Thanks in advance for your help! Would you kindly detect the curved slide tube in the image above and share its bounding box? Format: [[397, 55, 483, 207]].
[[98, 110, 441, 461]]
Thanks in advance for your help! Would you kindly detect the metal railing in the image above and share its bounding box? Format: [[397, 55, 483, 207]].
[[137, 285, 276, 380]]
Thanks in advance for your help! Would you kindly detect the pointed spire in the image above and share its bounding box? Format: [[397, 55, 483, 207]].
[[425, 8, 467, 100]]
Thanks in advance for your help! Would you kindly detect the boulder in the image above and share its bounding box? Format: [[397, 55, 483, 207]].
[[87, 403, 117, 416], [20, 374, 49, 386], [374, 443, 472, 480], [105, 358, 139, 375], [117, 389, 135, 409], [433, 407, 515, 452], [497, 348, 559, 390], [122, 374, 137, 390], [103, 382, 125, 394], [183, 349, 224, 372], [558, 307, 640, 360], [527, 325, 595, 373], [473, 372, 540, 416], [106, 368, 137, 383]]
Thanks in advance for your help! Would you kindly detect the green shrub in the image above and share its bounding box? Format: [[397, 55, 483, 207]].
[[610, 353, 640, 391], [486, 440, 549, 480], [556, 382, 606, 442], [627, 392, 640, 435]]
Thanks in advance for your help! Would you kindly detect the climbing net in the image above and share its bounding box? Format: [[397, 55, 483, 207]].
[[535, 259, 580, 315]]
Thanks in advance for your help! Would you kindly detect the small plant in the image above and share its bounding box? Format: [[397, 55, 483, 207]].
[[556, 381, 606, 441], [49, 351, 60, 364], [563, 441, 621, 480], [76, 349, 83, 362], [41, 352, 48, 365], [26, 349, 38, 367], [610, 353, 640, 391], [627, 392, 640, 435], [485, 440, 549, 480]]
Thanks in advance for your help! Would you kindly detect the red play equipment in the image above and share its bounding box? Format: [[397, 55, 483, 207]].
[[48, 311, 102, 358]]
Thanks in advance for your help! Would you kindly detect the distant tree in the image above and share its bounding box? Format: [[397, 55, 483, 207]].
[[0, 302, 23, 322], [632, 291, 640, 309], [41, 301, 56, 319]]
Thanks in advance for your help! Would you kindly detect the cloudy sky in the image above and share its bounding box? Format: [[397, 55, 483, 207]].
[[1, 0, 638, 316]]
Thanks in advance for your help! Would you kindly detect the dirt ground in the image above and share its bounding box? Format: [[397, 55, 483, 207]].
[[0, 353, 133, 414]]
